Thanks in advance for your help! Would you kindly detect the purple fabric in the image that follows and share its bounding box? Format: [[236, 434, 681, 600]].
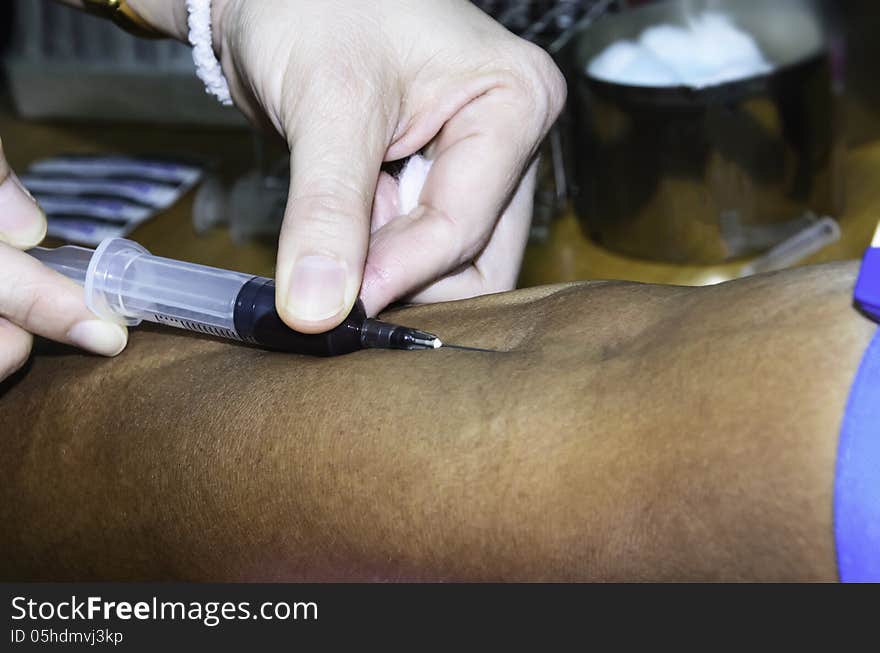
[[835, 249, 880, 582], [854, 248, 880, 323]]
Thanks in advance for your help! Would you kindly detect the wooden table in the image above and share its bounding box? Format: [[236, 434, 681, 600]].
[[3, 109, 878, 287]]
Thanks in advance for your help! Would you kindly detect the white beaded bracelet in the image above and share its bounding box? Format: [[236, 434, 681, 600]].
[[186, 0, 233, 106]]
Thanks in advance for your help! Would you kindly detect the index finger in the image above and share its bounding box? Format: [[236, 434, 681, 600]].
[[0, 242, 128, 356], [360, 49, 566, 314]]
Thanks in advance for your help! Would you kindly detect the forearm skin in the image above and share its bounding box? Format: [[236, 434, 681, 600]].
[[0, 263, 872, 581]]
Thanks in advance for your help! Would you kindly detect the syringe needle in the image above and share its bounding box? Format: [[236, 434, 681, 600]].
[[398, 328, 501, 353], [439, 343, 501, 354], [386, 327, 500, 353]]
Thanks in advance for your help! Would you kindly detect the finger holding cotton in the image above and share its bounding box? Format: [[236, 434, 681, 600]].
[[207, 0, 565, 328]]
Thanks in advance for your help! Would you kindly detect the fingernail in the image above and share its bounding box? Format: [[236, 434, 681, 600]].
[[287, 255, 348, 322], [68, 320, 128, 357], [0, 173, 45, 246]]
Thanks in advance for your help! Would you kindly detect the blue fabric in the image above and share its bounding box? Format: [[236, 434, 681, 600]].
[[835, 329, 880, 582], [855, 248, 880, 323]]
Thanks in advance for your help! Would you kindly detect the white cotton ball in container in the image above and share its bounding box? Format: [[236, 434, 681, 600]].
[[587, 41, 642, 81], [613, 49, 682, 87], [588, 11, 773, 89], [587, 40, 681, 87], [639, 24, 696, 81], [685, 13, 772, 87]]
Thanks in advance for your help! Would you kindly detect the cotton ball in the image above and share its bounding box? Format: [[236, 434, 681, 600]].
[[639, 24, 694, 75], [613, 47, 682, 86], [587, 40, 642, 80], [686, 13, 771, 87], [588, 11, 772, 89], [693, 13, 766, 65], [588, 40, 680, 87], [397, 154, 433, 215]]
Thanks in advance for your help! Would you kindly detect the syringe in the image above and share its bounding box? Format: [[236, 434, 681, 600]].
[[27, 237, 443, 356]]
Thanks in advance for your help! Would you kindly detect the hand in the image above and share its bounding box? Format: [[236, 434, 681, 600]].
[[0, 140, 127, 382], [131, 0, 566, 333], [226, 0, 566, 332]]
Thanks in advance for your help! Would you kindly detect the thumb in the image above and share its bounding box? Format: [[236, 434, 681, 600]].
[[0, 138, 46, 248], [274, 96, 390, 334]]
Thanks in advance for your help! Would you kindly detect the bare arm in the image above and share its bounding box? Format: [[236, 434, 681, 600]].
[[0, 262, 873, 581]]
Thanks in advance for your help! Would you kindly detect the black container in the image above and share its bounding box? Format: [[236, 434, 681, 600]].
[[562, 0, 836, 264]]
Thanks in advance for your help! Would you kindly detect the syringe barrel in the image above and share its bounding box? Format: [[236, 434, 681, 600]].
[[29, 237, 379, 356], [84, 237, 252, 339]]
